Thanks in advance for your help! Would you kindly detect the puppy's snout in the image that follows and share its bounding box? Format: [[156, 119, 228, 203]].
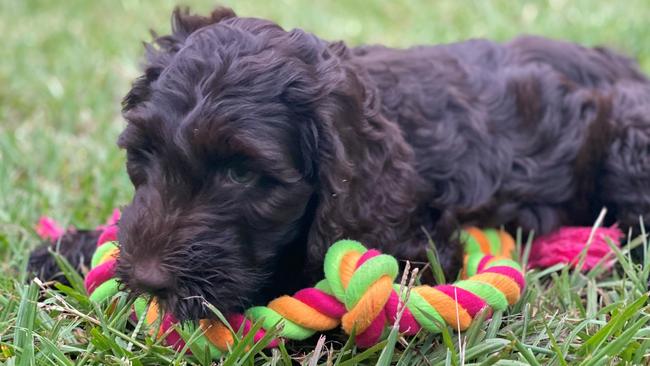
[[132, 262, 173, 294]]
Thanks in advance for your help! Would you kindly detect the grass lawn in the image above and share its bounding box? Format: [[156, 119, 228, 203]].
[[2, 0, 650, 364]]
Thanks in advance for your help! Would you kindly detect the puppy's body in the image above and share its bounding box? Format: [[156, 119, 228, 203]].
[[305, 37, 650, 274], [36, 8, 649, 321], [354, 38, 649, 234]]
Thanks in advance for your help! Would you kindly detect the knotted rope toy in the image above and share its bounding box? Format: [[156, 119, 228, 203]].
[[84, 226, 524, 357]]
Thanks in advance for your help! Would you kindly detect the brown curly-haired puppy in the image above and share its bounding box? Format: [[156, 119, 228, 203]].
[[59, 7, 650, 320]]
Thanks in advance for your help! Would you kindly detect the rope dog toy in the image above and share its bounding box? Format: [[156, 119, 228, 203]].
[[84, 226, 524, 357]]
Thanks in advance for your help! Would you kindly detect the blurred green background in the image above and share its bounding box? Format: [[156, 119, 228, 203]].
[[1, 0, 649, 269]]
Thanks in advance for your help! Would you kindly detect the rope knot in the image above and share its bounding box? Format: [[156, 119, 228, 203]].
[[322, 240, 399, 346]]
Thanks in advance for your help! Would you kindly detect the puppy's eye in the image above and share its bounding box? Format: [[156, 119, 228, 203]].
[[227, 166, 259, 185]]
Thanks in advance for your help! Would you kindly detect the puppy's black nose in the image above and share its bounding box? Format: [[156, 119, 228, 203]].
[[132, 263, 172, 294]]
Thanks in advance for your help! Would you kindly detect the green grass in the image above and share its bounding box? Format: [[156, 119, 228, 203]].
[[1, 0, 650, 364]]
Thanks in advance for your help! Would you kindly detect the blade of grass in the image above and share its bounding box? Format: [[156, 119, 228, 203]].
[[509, 335, 541, 366], [276, 341, 293, 366], [578, 293, 649, 354], [333, 325, 357, 365], [50, 248, 86, 294], [604, 237, 645, 293], [485, 311, 503, 339], [338, 340, 387, 366], [423, 228, 446, 284], [543, 321, 568, 366], [632, 338, 650, 364], [237, 323, 284, 366], [571, 208, 607, 279], [462, 338, 510, 362], [464, 308, 489, 348], [306, 335, 326, 366], [34, 333, 74, 366], [581, 315, 650, 366], [14, 282, 38, 366], [223, 318, 270, 366]]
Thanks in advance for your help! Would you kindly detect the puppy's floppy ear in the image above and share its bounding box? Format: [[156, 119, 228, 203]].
[[122, 6, 236, 112], [305, 43, 424, 265]]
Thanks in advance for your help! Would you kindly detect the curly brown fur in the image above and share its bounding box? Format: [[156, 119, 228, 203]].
[[113, 6, 650, 321]]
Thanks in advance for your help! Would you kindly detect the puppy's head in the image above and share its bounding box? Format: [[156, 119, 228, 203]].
[[116, 7, 420, 321]]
